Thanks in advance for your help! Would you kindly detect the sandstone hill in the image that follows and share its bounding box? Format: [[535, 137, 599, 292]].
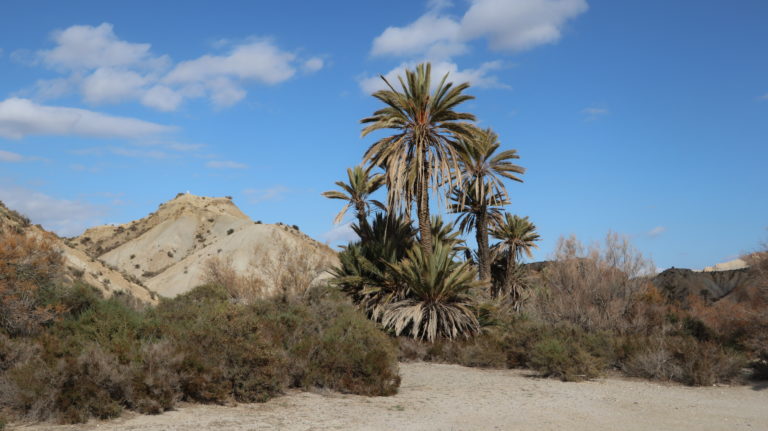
[[0, 200, 156, 303], [71, 193, 338, 298]]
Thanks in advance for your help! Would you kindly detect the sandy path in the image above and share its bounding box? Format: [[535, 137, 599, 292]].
[[14, 362, 768, 431]]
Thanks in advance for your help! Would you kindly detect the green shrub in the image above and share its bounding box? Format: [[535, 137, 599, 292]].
[[295, 303, 400, 395], [53, 346, 126, 423], [152, 287, 286, 403], [528, 334, 603, 381], [0, 284, 401, 424], [674, 339, 745, 386]]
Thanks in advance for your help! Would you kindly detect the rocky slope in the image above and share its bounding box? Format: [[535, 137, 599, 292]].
[[72, 193, 338, 298], [0, 200, 156, 303]]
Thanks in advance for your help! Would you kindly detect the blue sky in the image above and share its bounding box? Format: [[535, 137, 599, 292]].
[[0, 0, 766, 270]]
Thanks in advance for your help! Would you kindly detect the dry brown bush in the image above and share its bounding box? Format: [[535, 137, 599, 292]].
[[257, 234, 333, 303], [528, 232, 655, 334], [204, 257, 265, 304], [0, 232, 65, 336], [204, 234, 333, 304]]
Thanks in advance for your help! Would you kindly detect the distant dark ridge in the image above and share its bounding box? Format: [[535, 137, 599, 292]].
[[522, 260, 763, 305]]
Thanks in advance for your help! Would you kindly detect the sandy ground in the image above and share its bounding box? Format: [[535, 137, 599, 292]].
[[13, 362, 768, 431]]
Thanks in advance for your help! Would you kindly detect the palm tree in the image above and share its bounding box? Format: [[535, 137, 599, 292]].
[[332, 213, 416, 320], [453, 128, 525, 283], [382, 240, 481, 341], [491, 214, 540, 302], [321, 165, 386, 234], [449, 180, 509, 284], [361, 63, 476, 256]]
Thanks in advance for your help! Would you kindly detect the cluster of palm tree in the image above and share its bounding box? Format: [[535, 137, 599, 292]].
[[323, 63, 540, 341]]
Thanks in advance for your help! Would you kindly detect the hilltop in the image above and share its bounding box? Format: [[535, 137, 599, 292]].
[[70, 193, 338, 297]]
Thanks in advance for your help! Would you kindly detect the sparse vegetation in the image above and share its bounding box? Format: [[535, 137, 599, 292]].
[[0, 230, 398, 425]]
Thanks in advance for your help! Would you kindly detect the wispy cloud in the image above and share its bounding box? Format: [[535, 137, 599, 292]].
[[243, 185, 289, 203], [582, 107, 609, 121], [0, 149, 24, 162], [321, 222, 358, 245], [206, 160, 248, 169], [0, 97, 173, 139], [0, 184, 106, 236], [647, 226, 667, 238]]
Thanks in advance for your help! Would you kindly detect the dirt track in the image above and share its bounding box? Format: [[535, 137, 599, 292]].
[[14, 362, 768, 431]]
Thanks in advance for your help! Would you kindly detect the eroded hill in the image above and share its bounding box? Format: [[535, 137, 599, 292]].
[[0, 200, 156, 303], [71, 193, 338, 297]]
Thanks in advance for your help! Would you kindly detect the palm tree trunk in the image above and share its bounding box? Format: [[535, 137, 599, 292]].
[[417, 147, 432, 256], [355, 201, 370, 237], [475, 208, 491, 285], [504, 247, 516, 299]]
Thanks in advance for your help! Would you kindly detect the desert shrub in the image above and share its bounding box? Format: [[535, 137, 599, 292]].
[[204, 257, 265, 304], [623, 336, 745, 385], [0, 232, 65, 337], [292, 301, 400, 395], [526, 325, 607, 381], [259, 236, 335, 303], [128, 341, 182, 414], [622, 340, 683, 381], [528, 233, 654, 334], [673, 339, 745, 386], [53, 346, 127, 423], [150, 286, 286, 403]]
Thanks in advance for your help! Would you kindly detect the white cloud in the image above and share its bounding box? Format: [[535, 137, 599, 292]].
[[81, 68, 149, 104], [207, 77, 247, 108], [165, 40, 296, 84], [206, 160, 248, 169], [25, 23, 320, 111], [243, 186, 289, 203], [0, 149, 24, 162], [647, 226, 667, 238], [38, 23, 164, 71], [321, 222, 358, 244], [0, 97, 173, 139], [0, 185, 106, 236], [141, 85, 183, 111], [33, 76, 77, 100], [371, 0, 588, 57], [359, 60, 506, 94], [461, 0, 588, 52], [302, 57, 324, 73], [372, 13, 465, 59]]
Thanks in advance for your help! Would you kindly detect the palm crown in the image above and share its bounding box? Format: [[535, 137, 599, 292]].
[[456, 127, 524, 205], [361, 63, 476, 254], [321, 165, 385, 226]]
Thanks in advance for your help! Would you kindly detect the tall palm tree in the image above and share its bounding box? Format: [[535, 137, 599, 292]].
[[361, 63, 476, 256], [453, 128, 525, 283], [321, 165, 386, 234], [491, 214, 540, 301], [449, 181, 508, 283]]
